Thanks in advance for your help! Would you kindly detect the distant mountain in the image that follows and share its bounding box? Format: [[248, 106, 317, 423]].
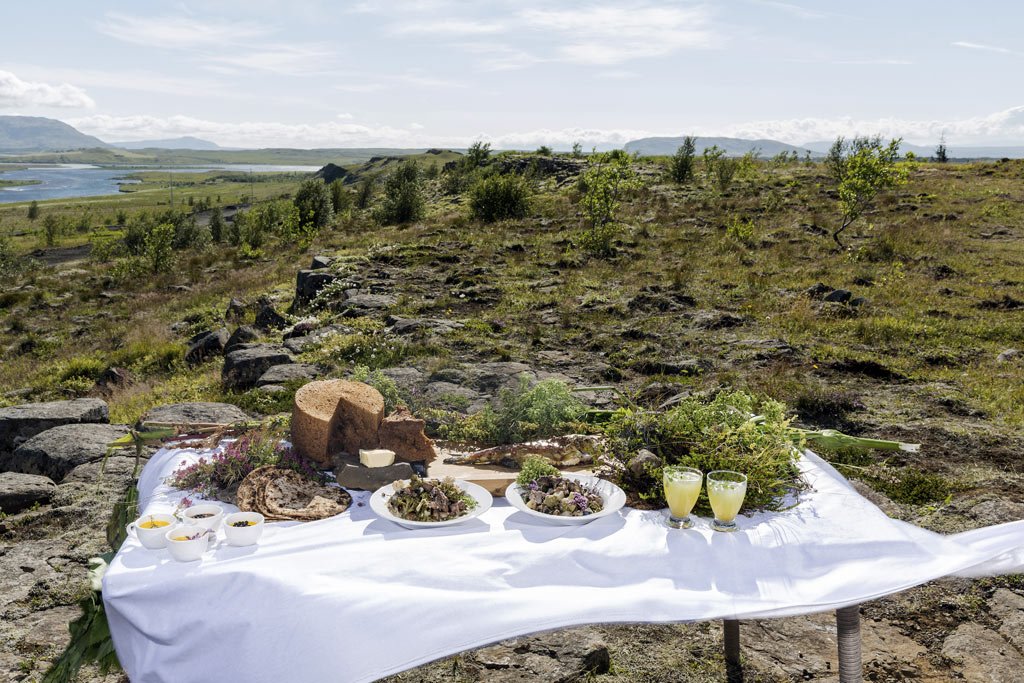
[[624, 136, 814, 157], [804, 139, 1024, 159], [111, 136, 222, 151], [0, 115, 109, 152]]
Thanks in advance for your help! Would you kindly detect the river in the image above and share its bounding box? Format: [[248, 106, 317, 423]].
[[0, 164, 321, 204]]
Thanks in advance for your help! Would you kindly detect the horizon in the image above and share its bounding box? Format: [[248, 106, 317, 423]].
[[3, 1, 1024, 149]]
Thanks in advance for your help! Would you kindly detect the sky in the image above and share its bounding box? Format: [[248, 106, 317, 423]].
[[3, 0, 1024, 149]]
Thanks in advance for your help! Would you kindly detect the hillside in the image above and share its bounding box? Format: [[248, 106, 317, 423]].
[[624, 135, 814, 157], [111, 136, 222, 150], [0, 115, 109, 152], [0, 146, 442, 167], [0, 152, 1022, 682]]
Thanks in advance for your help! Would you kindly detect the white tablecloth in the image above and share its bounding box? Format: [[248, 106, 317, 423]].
[[104, 446, 1024, 683]]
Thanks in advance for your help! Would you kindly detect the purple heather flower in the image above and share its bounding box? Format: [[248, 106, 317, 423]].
[[528, 481, 539, 491], [572, 493, 589, 511]]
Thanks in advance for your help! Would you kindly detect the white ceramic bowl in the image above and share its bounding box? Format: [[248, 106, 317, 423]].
[[505, 473, 627, 526], [181, 504, 224, 532], [164, 525, 210, 562], [128, 513, 178, 549], [370, 479, 493, 530], [223, 511, 265, 547]]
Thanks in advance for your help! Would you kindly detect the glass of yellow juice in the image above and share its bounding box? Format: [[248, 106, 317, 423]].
[[663, 466, 703, 529], [707, 470, 747, 532]]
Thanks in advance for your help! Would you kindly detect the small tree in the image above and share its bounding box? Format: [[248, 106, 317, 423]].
[[579, 152, 640, 228], [469, 174, 532, 222], [355, 176, 375, 210], [293, 178, 334, 232], [329, 179, 351, 213], [935, 134, 948, 163], [144, 222, 175, 273], [536, 145, 552, 156], [464, 141, 491, 170], [374, 160, 424, 225], [571, 141, 583, 158], [209, 206, 225, 243], [668, 136, 697, 184], [27, 200, 39, 222], [832, 136, 908, 248], [42, 214, 63, 247]]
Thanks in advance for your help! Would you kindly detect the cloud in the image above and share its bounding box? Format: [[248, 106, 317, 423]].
[[96, 12, 269, 49], [521, 5, 718, 65], [717, 106, 1024, 144], [952, 41, 1016, 55], [96, 12, 335, 75], [831, 58, 912, 65], [391, 19, 504, 35], [750, 0, 826, 19], [0, 70, 95, 109], [457, 43, 542, 71]]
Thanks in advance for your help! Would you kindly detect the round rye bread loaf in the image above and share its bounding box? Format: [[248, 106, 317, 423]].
[[291, 380, 385, 468]]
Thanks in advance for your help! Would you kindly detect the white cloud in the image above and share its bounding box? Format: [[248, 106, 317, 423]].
[[521, 5, 718, 65], [457, 42, 542, 71], [952, 41, 1015, 55], [750, 0, 825, 19], [211, 45, 337, 76], [391, 19, 504, 35], [831, 58, 912, 65], [0, 70, 95, 109], [337, 112, 354, 120], [96, 12, 269, 49]]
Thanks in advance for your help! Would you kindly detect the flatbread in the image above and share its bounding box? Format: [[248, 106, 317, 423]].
[[236, 466, 351, 521]]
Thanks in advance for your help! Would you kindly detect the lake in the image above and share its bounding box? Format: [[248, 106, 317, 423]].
[[0, 163, 321, 204]]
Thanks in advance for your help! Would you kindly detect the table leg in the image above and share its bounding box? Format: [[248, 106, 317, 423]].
[[836, 605, 862, 683], [723, 619, 742, 683]]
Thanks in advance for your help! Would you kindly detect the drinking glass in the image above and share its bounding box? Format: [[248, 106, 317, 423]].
[[707, 470, 747, 532], [663, 466, 703, 529]]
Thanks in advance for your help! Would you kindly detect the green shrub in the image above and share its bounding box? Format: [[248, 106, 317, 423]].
[[209, 206, 225, 243], [293, 178, 334, 232], [577, 222, 623, 258], [355, 176, 375, 210], [329, 180, 351, 214], [469, 174, 532, 222], [374, 160, 424, 225], [668, 136, 697, 183], [726, 216, 756, 246], [350, 365, 406, 413], [144, 223, 175, 273], [578, 152, 640, 237]]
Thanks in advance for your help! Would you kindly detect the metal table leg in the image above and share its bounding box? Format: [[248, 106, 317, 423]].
[[723, 619, 742, 682], [836, 605, 862, 683]]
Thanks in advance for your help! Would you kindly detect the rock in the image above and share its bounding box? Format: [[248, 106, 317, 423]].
[[225, 325, 261, 353], [378, 407, 436, 464], [632, 357, 710, 377], [692, 310, 746, 330], [386, 316, 464, 335], [255, 298, 289, 330], [466, 626, 610, 682], [141, 402, 249, 427], [337, 293, 397, 316], [0, 472, 56, 513], [967, 498, 1024, 527], [225, 297, 249, 321], [0, 398, 108, 454], [89, 366, 133, 398], [222, 345, 294, 390], [942, 622, 1024, 682], [849, 296, 868, 307], [282, 324, 351, 353], [3, 423, 129, 482], [422, 381, 481, 409], [824, 288, 853, 303], [185, 327, 229, 365], [460, 362, 534, 392], [313, 163, 349, 185], [283, 317, 320, 339], [805, 282, 832, 298], [295, 269, 340, 307], [256, 363, 323, 387], [310, 255, 333, 270], [63, 455, 139, 483], [292, 380, 385, 468], [332, 454, 414, 491], [628, 449, 661, 478], [989, 588, 1024, 653], [997, 348, 1020, 363], [258, 384, 287, 394]]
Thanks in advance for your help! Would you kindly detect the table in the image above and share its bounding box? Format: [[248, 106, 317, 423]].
[[104, 446, 1024, 683]]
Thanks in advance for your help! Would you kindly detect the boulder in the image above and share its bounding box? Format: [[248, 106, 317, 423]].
[[225, 297, 248, 321], [225, 325, 260, 353], [256, 363, 323, 387], [185, 328, 229, 365], [0, 472, 56, 513], [222, 345, 293, 390], [283, 317, 320, 339], [292, 380, 385, 468], [942, 622, 1024, 682], [141, 402, 249, 427], [387, 316, 464, 335], [632, 357, 710, 376], [824, 289, 853, 303], [89, 366, 133, 398], [997, 348, 1020, 363], [0, 398, 108, 454], [63, 456, 139, 484], [3, 423, 129, 482], [466, 626, 610, 682], [337, 293, 397, 316], [310, 255, 333, 270], [378, 406, 436, 464], [989, 588, 1024, 653], [282, 324, 351, 353], [295, 270, 340, 307], [254, 299, 289, 330]]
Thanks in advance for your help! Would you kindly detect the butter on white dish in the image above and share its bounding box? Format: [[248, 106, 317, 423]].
[[359, 449, 396, 468]]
